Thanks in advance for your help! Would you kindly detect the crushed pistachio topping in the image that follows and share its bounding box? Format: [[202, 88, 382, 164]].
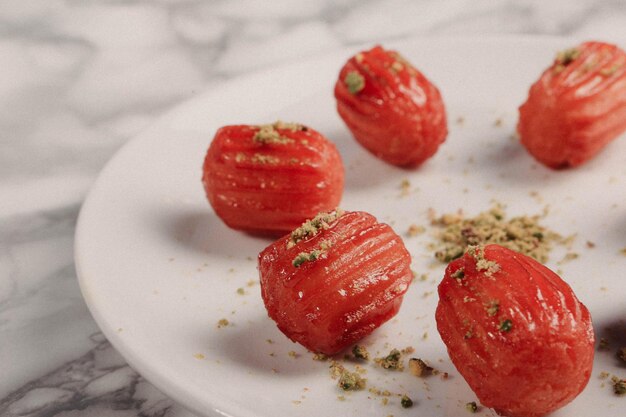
[[408, 358, 433, 377], [313, 352, 328, 361], [466, 401, 478, 413], [451, 268, 465, 281], [400, 395, 413, 408], [293, 249, 323, 267], [612, 376, 626, 395], [554, 47, 581, 73], [236, 287, 245, 295], [619, 347, 626, 363], [287, 209, 344, 249], [430, 205, 561, 263], [345, 71, 365, 94], [330, 361, 345, 379], [352, 345, 370, 361], [251, 153, 280, 164], [332, 362, 367, 391], [292, 240, 332, 267], [486, 300, 500, 317], [375, 349, 404, 371], [333, 365, 362, 391], [253, 122, 301, 145], [217, 318, 230, 328], [274, 120, 304, 131], [468, 245, 501, 277], [499, 319, 513, 332]]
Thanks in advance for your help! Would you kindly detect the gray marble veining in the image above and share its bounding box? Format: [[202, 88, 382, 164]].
[[2, 0, 625, 416]]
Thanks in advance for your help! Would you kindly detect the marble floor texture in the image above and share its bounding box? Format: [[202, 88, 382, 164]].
[[2, 1, 626, 416]]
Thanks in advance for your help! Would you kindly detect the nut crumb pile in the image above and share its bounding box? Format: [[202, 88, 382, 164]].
[[429, 205, 564, 263]]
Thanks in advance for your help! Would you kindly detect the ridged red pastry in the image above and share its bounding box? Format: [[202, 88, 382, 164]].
[[334, 45, 448, 167], [202, 122, 344, 234], [518, 41, 626, 168], [436, 244, 594, 417], [259, 210, 412, 354]]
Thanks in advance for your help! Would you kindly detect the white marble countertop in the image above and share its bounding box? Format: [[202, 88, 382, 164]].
[[2, 1, 626, 416]]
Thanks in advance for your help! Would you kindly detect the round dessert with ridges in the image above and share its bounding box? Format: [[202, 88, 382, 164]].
[[334, 45, 448, 167], [436, 244, 595, 417], [518, 41, 626, 168], [259, 209, 413, 355], [202, 122, 344, 234]]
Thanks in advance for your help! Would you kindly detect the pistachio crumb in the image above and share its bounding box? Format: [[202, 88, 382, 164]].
[[236, 287, 245, 295], [408, 358, 433, 377], [401, 395, 413, 408], [375, 349, 404, 371], [611, 376, 626, 395], [468, 246, 500, 277], [499, 319, 513, 332], [292, 248, 324, 267], [338, 370, 367, 391], [352, 345, 370, 361], [217, 318, 230, 328], [430, 205, 561, 263], [451, 268, 465, 281], [486, 300, 500, 316], [466, 401, 478, 413], [253, 122, 298, 145], [287, 209, 344, 249], [251, 153, 280, 164], [555, 47, 580, 67], [345, 71, 365, 94]]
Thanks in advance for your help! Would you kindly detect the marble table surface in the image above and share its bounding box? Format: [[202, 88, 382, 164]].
[[2, 1, 626, 416]]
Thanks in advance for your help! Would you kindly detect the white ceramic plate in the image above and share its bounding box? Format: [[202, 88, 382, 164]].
[[76, 37, 626, 417]]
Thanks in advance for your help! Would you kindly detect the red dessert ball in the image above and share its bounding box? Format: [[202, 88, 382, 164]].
[[518, 41, 626, 168], [202, 122, 344, 234], [436, 244, 594, 417], [259, 209, 413, 355], [334, 45, 448, 167]]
